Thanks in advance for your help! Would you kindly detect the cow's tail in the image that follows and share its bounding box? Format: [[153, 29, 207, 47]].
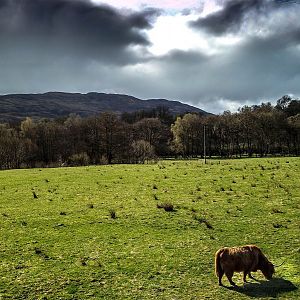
[[215, 249, 223, 277]]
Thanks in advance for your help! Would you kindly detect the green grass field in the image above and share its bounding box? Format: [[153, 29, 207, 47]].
[[0, 157, 299, 299]]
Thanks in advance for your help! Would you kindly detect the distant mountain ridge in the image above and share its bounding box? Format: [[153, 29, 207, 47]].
[[0, 92, 209, 121]]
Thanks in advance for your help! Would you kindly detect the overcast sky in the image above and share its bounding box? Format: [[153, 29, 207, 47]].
[[0, 0, 299, 113]]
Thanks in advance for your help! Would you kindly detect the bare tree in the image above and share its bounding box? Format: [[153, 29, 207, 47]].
[[131, 140, 156, 163]]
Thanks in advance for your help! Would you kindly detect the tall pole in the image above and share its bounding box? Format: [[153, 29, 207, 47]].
[[204, 124, 206, 164]]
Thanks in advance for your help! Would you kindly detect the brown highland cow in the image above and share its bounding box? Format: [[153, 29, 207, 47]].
[[215, 245, 275, 286]]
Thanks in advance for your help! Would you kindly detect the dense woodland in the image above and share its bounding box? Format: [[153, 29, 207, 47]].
[[0, 95, 299, 169]]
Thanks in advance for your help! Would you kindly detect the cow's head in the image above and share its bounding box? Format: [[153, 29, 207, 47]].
[[261, 262, 275, 280]]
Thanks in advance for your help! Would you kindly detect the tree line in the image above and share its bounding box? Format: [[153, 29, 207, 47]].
[[0, 96, 299, 169]]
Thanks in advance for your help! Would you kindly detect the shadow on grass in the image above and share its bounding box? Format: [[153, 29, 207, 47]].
[[224, 278, 297, 298]]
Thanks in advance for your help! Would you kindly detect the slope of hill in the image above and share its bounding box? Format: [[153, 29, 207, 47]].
[[0, 92, 209, 121]]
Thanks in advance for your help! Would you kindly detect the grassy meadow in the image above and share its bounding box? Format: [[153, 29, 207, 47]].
[[0, 157, 299, 299]]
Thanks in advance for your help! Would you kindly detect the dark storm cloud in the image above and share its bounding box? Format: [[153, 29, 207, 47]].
[[0, 0, 300, 113], [190, 0, 300, 36], [0, 0, 158, 64], [274, 0, 300, 5], [121, 23, 300, 113], [190, 0, 267, 35]]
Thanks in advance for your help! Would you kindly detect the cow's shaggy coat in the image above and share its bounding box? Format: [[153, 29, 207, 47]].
[[215, 245, 275, 286]]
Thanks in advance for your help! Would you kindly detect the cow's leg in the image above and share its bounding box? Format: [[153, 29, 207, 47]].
[[225, 271, 236, 286], [243, 271, 249, 283], [218, 269, 224, 286]]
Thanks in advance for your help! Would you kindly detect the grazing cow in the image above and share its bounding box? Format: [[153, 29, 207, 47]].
[[215, 245, 275, 286]]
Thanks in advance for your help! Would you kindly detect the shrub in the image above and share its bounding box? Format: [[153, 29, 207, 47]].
[[157, 202, 174, 212], [34, 247, 49, 259], [272, 208, 283, 214], [273, 223, 286, 228], [67, 152, 90, 166], [109, 209, 117, 219], [193, 215, 213, 229]]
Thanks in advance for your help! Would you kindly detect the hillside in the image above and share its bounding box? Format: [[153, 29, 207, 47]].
[[0, 92, 209, 121]]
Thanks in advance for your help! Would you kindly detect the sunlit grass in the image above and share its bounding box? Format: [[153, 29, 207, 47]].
[[0, 157, 299, 299]]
